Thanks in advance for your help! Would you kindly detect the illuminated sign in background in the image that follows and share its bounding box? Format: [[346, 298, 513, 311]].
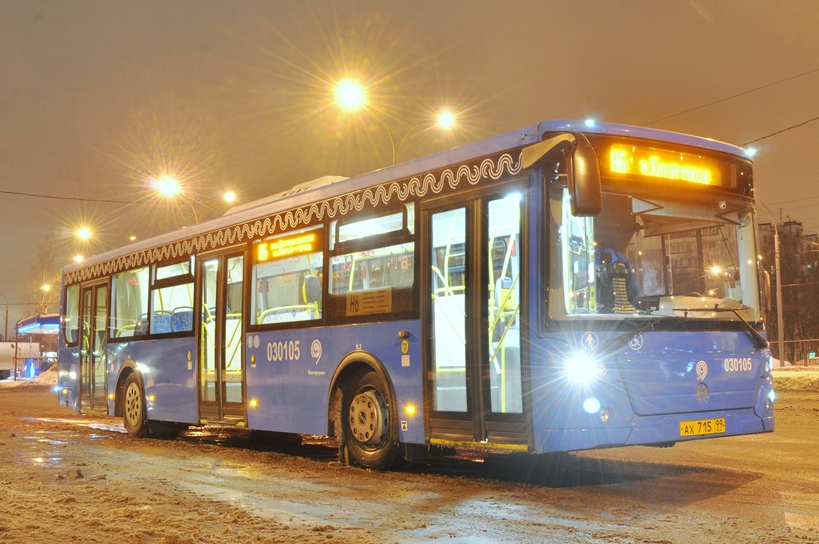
[[609, 144, 720, 185], [256, 231, 321, 263]]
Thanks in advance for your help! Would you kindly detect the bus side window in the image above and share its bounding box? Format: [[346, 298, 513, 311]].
[[252, 225, 324, 325], [63, 284, 81, 345], [110, 268, 149, 339], [327, 203, 417, 320]]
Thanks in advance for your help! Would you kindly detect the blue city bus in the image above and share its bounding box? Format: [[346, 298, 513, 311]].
[[58, 120, 775, 469]]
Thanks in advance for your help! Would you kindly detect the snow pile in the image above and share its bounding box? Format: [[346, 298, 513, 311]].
[[0, 367, 57, 388], [771, 368, 819, 392]]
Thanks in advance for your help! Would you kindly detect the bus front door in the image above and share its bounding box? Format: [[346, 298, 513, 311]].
[[425, 191, 527, 447], [79, 283, 108, 414], [197, 252, 246, 424]]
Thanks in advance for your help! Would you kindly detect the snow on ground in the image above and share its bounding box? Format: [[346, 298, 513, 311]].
[[772, 366, 819, 392], [0, 367, 57, 389]]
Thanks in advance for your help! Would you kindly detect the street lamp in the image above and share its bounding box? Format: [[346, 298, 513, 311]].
[[41, 284, 52, 314], [150, 175, 200, 224], [74, 225, 107, 255], [394, 109, 457, 165], [332, 78, 457, 165], [0, 292, 8, 341]]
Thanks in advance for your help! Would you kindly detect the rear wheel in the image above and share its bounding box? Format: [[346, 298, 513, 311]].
[[123, 373, 150, 437], [342, 369, 400, 470]]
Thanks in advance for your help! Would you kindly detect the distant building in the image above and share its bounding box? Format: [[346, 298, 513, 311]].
[[758, 220, 819, 364]]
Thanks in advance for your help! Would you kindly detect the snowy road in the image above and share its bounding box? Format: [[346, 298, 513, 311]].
[[1, 370, 817, 543]]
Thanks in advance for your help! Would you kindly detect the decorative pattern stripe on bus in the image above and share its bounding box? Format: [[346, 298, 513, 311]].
[[65, 151, 523, 285]]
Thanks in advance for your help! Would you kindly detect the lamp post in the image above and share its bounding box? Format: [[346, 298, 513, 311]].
[[332, 78, 457, 165], [152, 175, 200, 224], [41, 284, 52, 314], [0, 292, 8, 342], [773, 222, 785, 365]]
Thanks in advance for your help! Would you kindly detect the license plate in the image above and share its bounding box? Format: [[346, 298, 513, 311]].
[[679, 418, 726, 437]]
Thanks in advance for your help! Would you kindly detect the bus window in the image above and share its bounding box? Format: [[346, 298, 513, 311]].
[[548, 187, 758, 320], [252, 225, 323, 325], [111, 268, 149, 338], [328, 204, 416, 320], [156, 260, 191, 280], [63, 284, 80, 345], [150, 259, 195, 334]]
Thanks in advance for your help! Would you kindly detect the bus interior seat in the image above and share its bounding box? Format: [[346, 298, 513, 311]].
[[134, 314, 148, 336], [151, 310, 173, 334], [303, 275, 321, 304], [596, 248, 638, 313], [171, 307, 194, 332]]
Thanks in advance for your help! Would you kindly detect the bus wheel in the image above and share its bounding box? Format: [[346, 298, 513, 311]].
[[123, 373, 150, 437], [342, 369, 400, 470]]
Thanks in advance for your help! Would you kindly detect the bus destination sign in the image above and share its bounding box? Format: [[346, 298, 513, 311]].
[[257, 231, 321, 263], [608, 143, 721, 186]]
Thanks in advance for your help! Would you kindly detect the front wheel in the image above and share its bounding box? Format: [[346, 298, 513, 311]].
[[122, 373, 150, 437], [342, 369, 400, 470]]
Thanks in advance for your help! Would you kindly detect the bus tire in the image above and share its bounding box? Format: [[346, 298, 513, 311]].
[[342, 368, 400, 470], [123, 373, 150, 437]]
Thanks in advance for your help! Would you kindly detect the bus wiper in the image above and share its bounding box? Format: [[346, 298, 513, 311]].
[[667, 306, 768, 350], [600, 317, 673, 355]]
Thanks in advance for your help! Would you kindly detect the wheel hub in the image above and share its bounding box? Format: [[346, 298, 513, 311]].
[[349, 389, 388, 447], [124, 382, 142, 427]]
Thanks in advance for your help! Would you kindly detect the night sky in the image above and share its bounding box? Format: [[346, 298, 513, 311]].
[[1, 1, 818, 323]]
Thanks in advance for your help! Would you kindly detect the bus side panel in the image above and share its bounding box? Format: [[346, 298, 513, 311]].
[[246, 320, 424, 445], [110, 338, 198, 424], [57, 345, 80, 412]]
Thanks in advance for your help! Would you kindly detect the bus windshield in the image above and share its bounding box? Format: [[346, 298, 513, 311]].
[[548, 187, 761, 321]]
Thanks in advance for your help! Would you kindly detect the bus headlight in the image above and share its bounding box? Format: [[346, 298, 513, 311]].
[[564, 352, 604, 386]]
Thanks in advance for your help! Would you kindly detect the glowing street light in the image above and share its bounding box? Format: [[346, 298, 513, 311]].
[[73, 225, 107, 255], [331, 78, 457, 165], [436, 109, 456, 130], [153, 175, 184, 198], [395, 109, 458, 164], [150, 175, 199, 224], [76, 226, 92, 241], [333, 78, 368, 112]]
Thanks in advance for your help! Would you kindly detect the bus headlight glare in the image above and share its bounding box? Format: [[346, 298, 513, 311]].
[[767, 388, 776, 403], [565, 352, 602, 386]]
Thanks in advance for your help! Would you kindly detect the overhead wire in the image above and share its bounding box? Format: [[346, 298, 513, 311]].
[[0, 189, 143, 205], [642, 67, 819, 126], [742, 115, 819, 146]]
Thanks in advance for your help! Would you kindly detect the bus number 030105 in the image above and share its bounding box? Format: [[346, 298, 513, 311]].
[[267, 340, 301, 362]]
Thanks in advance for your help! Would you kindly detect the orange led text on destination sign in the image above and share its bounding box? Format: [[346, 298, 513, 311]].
[[257, 232, 318, 263], [609, 143, 719, 185]]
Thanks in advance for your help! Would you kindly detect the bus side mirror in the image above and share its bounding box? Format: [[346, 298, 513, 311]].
[[760, 268, 772, 314], [567, 138, 602, 216]]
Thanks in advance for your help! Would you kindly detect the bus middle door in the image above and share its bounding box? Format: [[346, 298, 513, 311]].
[[424, 189, 527, 448], [197, 251, 246, 424]]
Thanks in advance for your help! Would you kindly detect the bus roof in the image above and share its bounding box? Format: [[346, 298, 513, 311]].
[[64, 120, 749, 273]]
